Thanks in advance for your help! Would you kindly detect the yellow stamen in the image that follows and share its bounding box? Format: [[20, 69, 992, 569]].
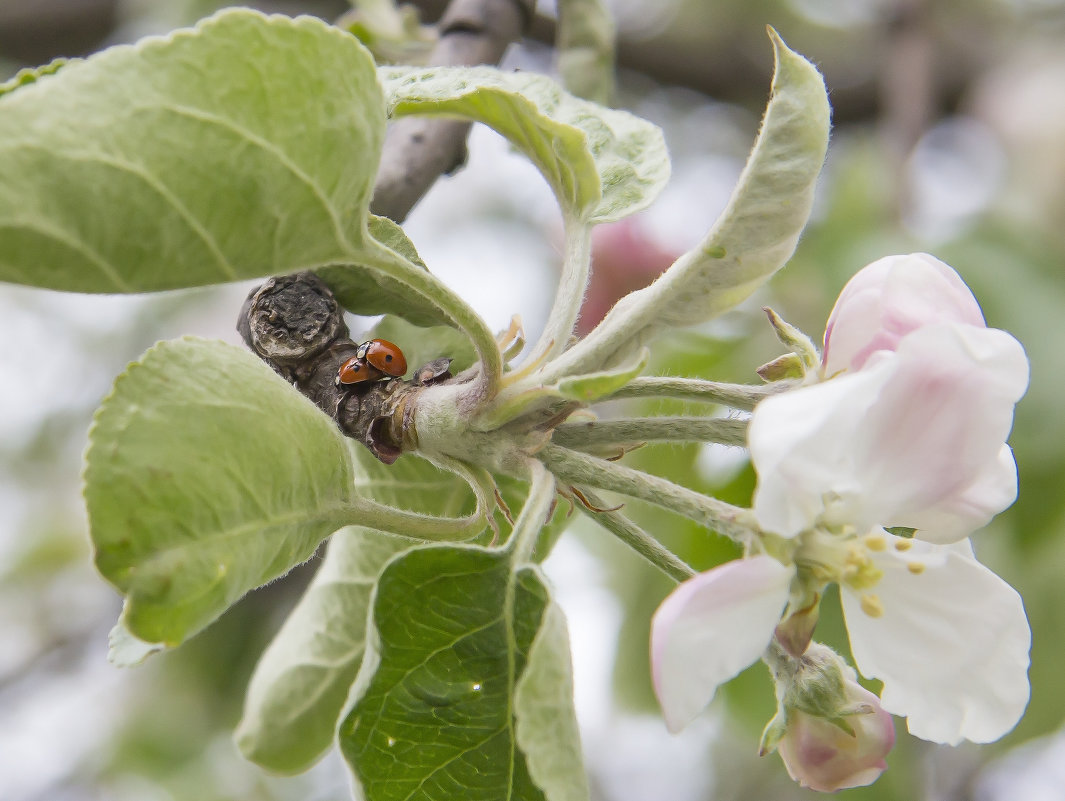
[[894, 539, 913, 552], [907, 561, 926, 575], [860, 593, 884, 618], [864, 533, 887, 551]]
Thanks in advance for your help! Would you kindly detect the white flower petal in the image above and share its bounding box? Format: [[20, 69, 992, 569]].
[[651, 556, 792, 732], [750, 324, 1028, 540], [841, 538, 1030, 745], [749, 367, 890, 537], [854, 325, 1028, 539], [823, 253, 986, 376], [907, 446, 1018, 544]]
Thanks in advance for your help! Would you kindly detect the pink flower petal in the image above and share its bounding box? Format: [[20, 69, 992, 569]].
[[823, 253, 986, 376]]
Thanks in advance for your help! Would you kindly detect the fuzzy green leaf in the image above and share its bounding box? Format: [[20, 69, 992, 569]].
[[380, 65, 669, 222], [636, 29, 830, 326], [85, 338, 356, 646], [0, 9, 388, 294], [236, 527, 410, 773], [236, 446, 488, 774], [514, 602, 589, 801], [546, 31, 831, 378], [556, 348, 649, 402], [339, 546, 568, 801]]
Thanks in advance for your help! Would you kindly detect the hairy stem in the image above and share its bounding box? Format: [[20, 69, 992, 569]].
[[537, 444, 757, 543], [605, 376, 799, 410], [364, 241, 503, 398], [504, 459, 557, 564], [553, 416, 748, 449], [575, 487, 695, 582], [523, 214, 593, 368], [343, 497, 486, 541]]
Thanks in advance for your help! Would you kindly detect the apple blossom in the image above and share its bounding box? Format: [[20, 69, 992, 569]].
[[650, 540, 1029, 747], [751, 253, 1029, 543], [651, 254, 1031, 758], [776, 693, 893, 793]]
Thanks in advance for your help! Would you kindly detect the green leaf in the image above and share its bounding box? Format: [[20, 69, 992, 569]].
[[646, 29, 830, 325], [0, 9, 385, 293], [236, 440, 491, 773], [85, 337, 356, 646], [107, 618, 164, 667], [236, 527, 411, 774], [318, 216, 455, 329], [545, 30, 830, 379], [380, 65, 669, 222], [514, 602, 590, 801], [339, 546, 561, 801], [556, 348, 649, 402], [0, 57, 74, 97]]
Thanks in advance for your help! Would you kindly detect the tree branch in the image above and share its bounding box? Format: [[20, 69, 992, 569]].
[[369, 0, 535, 222]]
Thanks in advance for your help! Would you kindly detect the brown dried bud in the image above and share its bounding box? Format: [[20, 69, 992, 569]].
[[237, 272, 348, 370], [237, 271, 454, 464]]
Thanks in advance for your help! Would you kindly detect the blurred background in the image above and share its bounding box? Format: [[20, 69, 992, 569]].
[[2, 0, 1064, 799]]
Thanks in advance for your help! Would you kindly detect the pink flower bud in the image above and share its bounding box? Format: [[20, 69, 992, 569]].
[[822, 253, 985, 377], [776, 682, 895, 793]]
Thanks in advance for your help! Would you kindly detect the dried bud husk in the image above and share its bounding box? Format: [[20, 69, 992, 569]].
[[237, 271, 456, 464]]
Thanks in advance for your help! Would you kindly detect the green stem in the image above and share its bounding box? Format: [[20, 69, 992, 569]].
[[504, 459, 557, 565], [341, 497, 487, 542], [538, 443, 757, 544], [360, 241, 503, 400], [553, 416, 748, 449], [604, 376, 799, 410], [525, 214, 593, 365], [575, 486, 695, 582]]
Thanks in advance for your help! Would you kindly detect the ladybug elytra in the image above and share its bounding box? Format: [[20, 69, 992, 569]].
[[337, 339, 407, 386]]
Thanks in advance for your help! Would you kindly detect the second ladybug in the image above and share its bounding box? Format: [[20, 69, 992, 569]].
[[337, 338, 408, 386]]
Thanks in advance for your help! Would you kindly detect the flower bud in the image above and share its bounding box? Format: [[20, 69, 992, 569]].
[[764, 643, 895, 792]]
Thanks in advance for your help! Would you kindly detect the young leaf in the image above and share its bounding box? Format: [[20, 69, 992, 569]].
[[0, 57, 74, 97], [542, 30, 831, 380], [380, 65, 669, 223], [85, 338, 357, 646], [514, 603, 590, 801], [556, 348, 649, 402], [339, 546, 569, 801], [0, 9, 385, 293], [236, 527, 411, 774]]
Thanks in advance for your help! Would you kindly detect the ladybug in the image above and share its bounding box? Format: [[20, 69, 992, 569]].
[[336, 339, 407, 386], [357, 338, 407, 377], [337, 356, 384, 385]]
